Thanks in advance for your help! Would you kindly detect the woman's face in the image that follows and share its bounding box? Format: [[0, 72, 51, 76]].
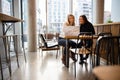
[[79, 16, 85, 24], [68, 16, 74, 24]]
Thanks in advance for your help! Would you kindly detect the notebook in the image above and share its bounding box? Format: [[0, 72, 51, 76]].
[[63, 26, 80, 36]]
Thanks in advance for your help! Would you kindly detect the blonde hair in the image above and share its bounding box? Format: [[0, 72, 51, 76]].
[[67, 14, 75, 26]]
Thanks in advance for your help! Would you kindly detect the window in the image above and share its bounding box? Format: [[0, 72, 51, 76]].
[[1, 0, 13, 16], [83, 3, 88, 6], [1, 0, 14, 35], [35, 0, 93, 34], [104, 0, 111, 23], [47, 0, 69, 33], [73, 0, 92, 25]]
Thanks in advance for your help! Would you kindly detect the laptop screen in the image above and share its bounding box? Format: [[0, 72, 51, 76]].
[[63, 26, 80, 36]]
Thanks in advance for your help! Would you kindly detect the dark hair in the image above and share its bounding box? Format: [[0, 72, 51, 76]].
[[67, 14, 75, 26], [80, 15, 88, 23]]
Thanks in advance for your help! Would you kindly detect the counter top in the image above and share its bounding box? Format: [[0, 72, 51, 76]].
[[94, 22, 120, 26], [0, 13, 23, 22]]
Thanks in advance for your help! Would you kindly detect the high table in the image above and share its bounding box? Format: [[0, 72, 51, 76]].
[[0, 13, 23, 35], [0, 13, 26, 61], [0, 13, 26, 79], [63, 35, 99, 68]]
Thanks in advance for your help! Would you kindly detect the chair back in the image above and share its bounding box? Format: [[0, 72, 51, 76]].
[[94, 32, 112, 58], [76, 32, 93, 48], [95, 36, 120, 66], [98, 32, 112, 36], [39, 34, 48, 48]]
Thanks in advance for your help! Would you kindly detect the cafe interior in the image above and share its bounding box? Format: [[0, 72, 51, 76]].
[[0, 0, 120, 80]]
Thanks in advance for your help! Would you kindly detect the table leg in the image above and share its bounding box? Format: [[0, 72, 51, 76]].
[[66, 39, 69, 68]]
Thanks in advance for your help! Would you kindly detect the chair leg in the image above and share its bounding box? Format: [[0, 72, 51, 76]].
[[21, 35, 27, 62], [0, 54, 4, 80], [93, 52, 96, 67], [90, 53, 92, 64], [91, 54, 94, 67], [8, 50, 12, 77], [22, 46, 27, 62], [118, 48, 120, 64], [3, 37, 11, 78], [13, 36, 19, 68], [56, 51, 58, 59], [7, 36, 12, 76], [41, 50, 43, 57], [74, 62, 77, 78]]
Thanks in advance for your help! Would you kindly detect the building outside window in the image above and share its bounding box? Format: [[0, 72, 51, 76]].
[[104, 0, 112, 23], [36, 0, 93, 34], [73, 0, 92, 25], [47, 0, 69, 33], [1, 0, 13, 16]]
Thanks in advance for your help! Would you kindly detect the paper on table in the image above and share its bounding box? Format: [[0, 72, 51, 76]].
[[63, 26, 80, 36]]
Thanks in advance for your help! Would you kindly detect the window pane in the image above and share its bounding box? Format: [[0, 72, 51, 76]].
[[1, 0, 14, 35], [104, 0, 111, 23], [1, 0, 13, 15], [47, 0, 69, 33], [73, 0, 92, 25]]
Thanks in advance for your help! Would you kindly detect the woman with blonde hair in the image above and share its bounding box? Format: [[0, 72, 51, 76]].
[[64, 14, 75, 26], [58, 14, 77, 65]]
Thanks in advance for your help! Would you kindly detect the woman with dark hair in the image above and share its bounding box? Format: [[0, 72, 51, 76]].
[[78, 15, 95, 64], [58, 14, 77, 65]]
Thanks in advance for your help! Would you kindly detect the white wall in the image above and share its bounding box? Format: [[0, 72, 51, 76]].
[[111, 0, 120, 22]]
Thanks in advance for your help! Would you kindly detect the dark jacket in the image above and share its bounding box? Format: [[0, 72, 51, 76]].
[[80, 22, 95, 34], [79, 22, 95, 48]]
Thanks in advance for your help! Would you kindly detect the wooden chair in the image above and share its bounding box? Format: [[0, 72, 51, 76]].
[[98, 32, 112, 37], [39, 34, 60, 58], [92, 32, 112, 66], [0, 49, 4, 80], [94, 36, 120, 66], [93, 65, 120, 80]]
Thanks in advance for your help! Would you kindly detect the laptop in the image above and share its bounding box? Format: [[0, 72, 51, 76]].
[[63, 26, 80, 36]]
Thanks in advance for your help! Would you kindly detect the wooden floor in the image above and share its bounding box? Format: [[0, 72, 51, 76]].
[[1, 50, 96, 80]]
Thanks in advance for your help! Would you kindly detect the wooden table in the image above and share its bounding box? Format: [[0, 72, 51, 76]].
[[0, 13, 25, 78], [0, 13, 23, 35], [0, 13, 22, 22], [62, 35, 99, 68], [93, 65, 120, 80]]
